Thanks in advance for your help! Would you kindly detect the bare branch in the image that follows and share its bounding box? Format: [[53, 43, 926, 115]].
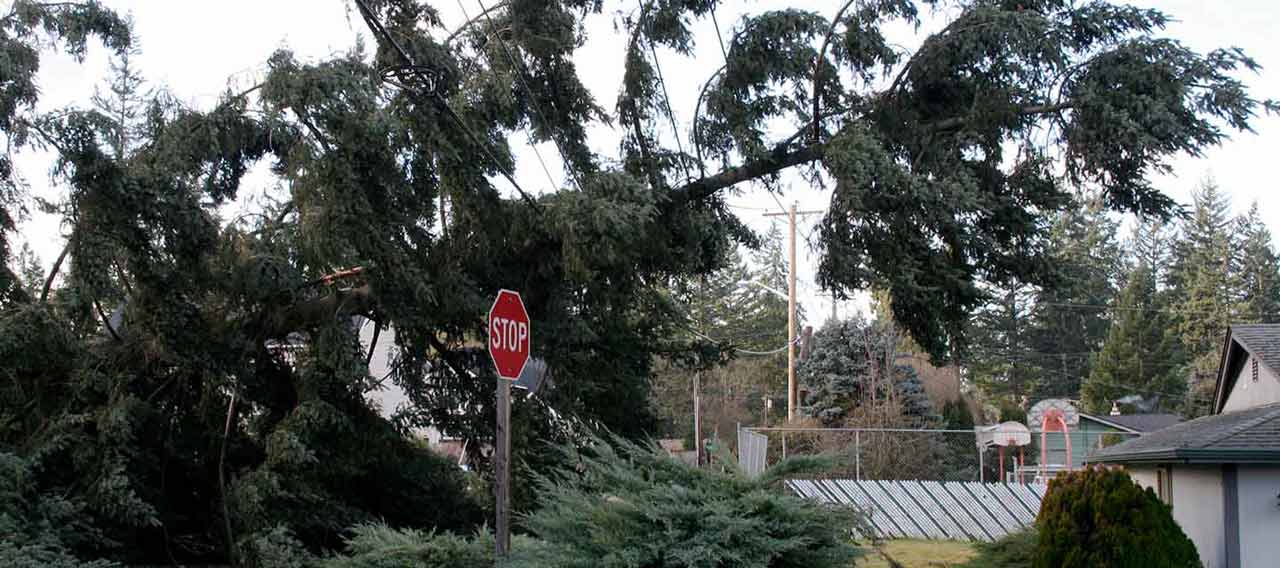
[[445, 1, 509, 45], [812, 0, 860, 143], [673, 143, 826, 203], [925, 102, 1074, 132], [41, 240, 70, 303]]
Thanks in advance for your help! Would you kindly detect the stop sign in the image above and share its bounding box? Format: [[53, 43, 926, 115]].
[[487, 289, 531, 381]]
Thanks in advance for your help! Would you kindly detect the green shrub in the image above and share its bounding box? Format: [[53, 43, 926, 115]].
[[961, 530, 1036, 568], [509, 435, 864, 568], [1035, 467, 1199, 568], [316, 523, 534, 568]]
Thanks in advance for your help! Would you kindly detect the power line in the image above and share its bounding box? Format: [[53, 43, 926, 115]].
[[687, 327, 794, 357], [968, 349, 1212, 403], [1038, 301, 1280, 318], [455, 0, 562, 193], [473, 0, 586, 193], [647, 36, 693, 183], [353, 0, 540, 208]]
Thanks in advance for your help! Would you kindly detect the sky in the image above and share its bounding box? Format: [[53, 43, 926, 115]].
[[12, 0, 1280, 344]]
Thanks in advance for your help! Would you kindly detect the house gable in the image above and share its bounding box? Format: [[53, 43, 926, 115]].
[[1222, 353, 1280, 413], [1214, 325, 1280, 413]]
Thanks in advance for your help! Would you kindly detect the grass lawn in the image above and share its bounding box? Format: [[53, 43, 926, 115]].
[[855, 539, 978, 567]]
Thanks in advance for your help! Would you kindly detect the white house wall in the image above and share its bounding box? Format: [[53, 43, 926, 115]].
[[1223, 354, 1280, 412], [1237, 465, 1280, 567], [358, 320, 442, 445], [1127, 466, 1158, 493], [1128, 465, 1226, 568], [1173, 466, 1227, 568]]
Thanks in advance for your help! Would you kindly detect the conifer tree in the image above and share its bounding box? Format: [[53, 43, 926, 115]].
[[1082, 261, 1185, 414], [1025, 197, 1124, 399], [1234, 202, 1280, 323], [90, 41, 150, 160], [3, 0, 1276, 563], [1169, 179, 1238, 415]]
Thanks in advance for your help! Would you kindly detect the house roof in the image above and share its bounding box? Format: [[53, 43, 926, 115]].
[[1214, 324, 1280, 413], [1076, 412, 1140, 433], [1088, 402, 1280, 465], [1098, 413, 1183, 433]]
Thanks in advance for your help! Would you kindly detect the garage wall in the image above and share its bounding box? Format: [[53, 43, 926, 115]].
[[1125, 465, 1222, 567], [1237, 466, 1280, 568], [1171, 466, 1226, 568]]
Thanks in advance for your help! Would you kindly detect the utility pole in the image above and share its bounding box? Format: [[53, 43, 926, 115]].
[[764, 202, 824, 422]]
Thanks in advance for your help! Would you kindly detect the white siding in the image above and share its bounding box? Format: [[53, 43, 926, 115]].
[[1223, 355, 1280, 412], [1128, 466, 1159, 492], [1133, 465, 1227, 567], [359, 321, 442, 445], [1171, 466, 1227, 568], [1237, 466, 1280, 567]]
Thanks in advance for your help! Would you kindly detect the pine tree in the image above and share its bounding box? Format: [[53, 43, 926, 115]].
[[800, 316, 934, 425], [1025, 197, 1124, 399], [1234, 202, 1280, 323], [90, 41, 150, 160], [1169, 179, 1237, 416], [1082, 261, 1185, 414], [3, 0, 1274, 563], [967, 285, 1038, 406]]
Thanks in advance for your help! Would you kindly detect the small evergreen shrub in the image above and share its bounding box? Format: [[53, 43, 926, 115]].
[[510, 435, 864, 568], [316, 524, 504, 568], [1035, 467, 1199, 568]]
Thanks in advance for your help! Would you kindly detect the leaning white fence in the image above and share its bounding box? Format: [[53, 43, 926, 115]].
[[787, 479, 1047, 541]]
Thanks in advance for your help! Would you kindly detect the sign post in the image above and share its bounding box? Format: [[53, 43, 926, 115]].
[[487, 289, 530, 557]]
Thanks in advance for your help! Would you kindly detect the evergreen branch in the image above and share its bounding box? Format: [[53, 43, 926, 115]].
[[260, 283, 375, 339], [673, 143, 825, 203], [925, 101, 1075, 132], [365, 319, 381, 369]]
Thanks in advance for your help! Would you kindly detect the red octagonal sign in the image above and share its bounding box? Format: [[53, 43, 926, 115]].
[[488, 289, 530, 381]]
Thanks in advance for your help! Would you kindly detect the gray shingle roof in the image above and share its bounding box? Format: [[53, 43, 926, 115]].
[[1099, 414, 1183, 433], [1088, 403, 1280, 464], [1229, 325, 1280, 373]]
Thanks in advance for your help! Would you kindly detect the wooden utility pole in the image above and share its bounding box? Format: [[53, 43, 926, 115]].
[[495, 376, 511, 555], [764, 202, 824, 422], [693, 370, 702, 465], [787, 202, 797, 421]]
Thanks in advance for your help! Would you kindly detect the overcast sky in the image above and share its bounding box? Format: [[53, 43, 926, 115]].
[[13, 0, 1280, 338]]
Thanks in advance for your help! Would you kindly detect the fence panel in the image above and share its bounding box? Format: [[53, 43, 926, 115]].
[[737, 427, 768, 477], [793, 479, 1047, 542]]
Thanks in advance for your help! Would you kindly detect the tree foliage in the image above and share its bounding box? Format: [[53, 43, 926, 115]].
[[1081, 258, 1184, 415], [800, 316, 934, 425], [1, 0, 1274, 563], [1035, 467, 1198, 568], [512, 435, 863, 568]]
